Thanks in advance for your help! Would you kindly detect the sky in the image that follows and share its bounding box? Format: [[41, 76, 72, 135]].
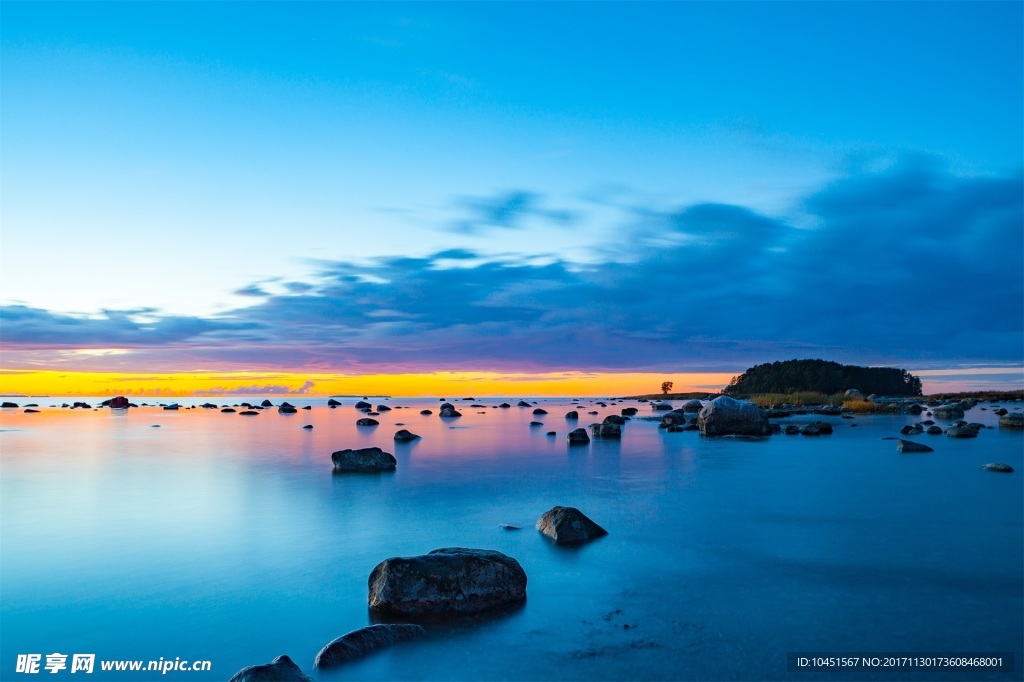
[[1, 2, 1022, 396]]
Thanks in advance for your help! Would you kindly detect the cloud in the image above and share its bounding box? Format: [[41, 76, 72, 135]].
[[3, 158, 1021, 375], [451, 190, 577, 234]]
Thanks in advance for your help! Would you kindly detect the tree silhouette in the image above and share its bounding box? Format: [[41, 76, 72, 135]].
[[661, 381, 673, 395]]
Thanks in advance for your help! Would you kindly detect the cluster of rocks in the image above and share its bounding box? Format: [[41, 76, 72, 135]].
[[231, 506, 607, 680]]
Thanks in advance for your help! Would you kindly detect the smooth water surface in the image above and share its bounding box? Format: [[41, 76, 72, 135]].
[[2, 397, 1022, 680]]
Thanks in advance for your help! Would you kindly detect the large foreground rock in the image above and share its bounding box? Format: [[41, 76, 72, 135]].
[[229, 655, 310, 682], [698, 396, 770, 436], [536, 506, 607, 546], [368, 548, 527, 615], [313, 624, 426, 670], [332, 447, 396, 472]]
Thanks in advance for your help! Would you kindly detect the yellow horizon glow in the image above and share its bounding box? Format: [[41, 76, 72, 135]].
[[0, 369, 735, 398]]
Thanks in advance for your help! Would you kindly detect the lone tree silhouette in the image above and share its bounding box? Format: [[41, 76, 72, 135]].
[[661, 381, 673, 395]]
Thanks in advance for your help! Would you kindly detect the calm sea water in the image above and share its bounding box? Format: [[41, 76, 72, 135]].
[[1, 396, 1021, 681]]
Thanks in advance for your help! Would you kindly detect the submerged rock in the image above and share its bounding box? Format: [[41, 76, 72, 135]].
[[979, 463, 1014, 473], [567, 428, 590, 445], [651, 402, 673, 411], [313, 624, 426, 670], [698, 396, 770, 436], [356, 417, 379, 426], [228, 655, 310, 682], [926, 425, 943, 434], [239, 410, 259, 416], [394, 429, 420, 441], [368, 548, 527, 615], [331, 447, 396, 472], [897, 439, 934, 453], [565, 410, 579, 420], [536, 506, 607, 546]]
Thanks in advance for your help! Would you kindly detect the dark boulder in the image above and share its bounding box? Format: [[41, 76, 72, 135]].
[[945, 425, 980, 438], [532, 408, 548, 415], [1, 402, 18, 408], [302, 425, 313, 430], [261, 400, 273, 407], [621, 407, 638, 416], [651, 402, 673, 411], [356, 418, 379, 426], [278, 404, 298, 414], [933, 405, 965, 420], [590, 423, 621, 439], [564, 410, 579, 420], [900, 424, 923, 435], [998, 413, 1024, 429], [367, 548, 527, 615], [567, 428, 590, 445], [681, 399, 703, 412], [313, 624, 426, 671], [993, 408, 1008, 416], [221, 408, 237, 413], [498, 403, 511, 408], [24, 408, 40, 413], [897, 439, 934, 453], [376, 405, 392, 412], [698, 396, 770, 436], [239, 410, 259, 416], [420, 409, 433, 415], [926, 425, 943, 435], [328, 398, 342, 407], [439, 407, 462, 418], [228, 655, 310, 682], [529, 421, 543, 426], [394, 429, 420, 441], [536, 506, 608, 546], [660, 409, 689, 426], [354, 400, 372, 410], [332, 446, 396, 472], [784, 424, 800, 435], [517, 400, 532, 407], [109, 396, 130, 409], [602, 414, 627, 425]]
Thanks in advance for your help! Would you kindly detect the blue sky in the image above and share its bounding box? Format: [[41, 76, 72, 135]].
[[1, 2, 1022, 383]]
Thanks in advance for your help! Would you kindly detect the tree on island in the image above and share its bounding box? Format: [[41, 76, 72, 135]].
[[723, 359, 923, 396], [661, 381, 673, 395]]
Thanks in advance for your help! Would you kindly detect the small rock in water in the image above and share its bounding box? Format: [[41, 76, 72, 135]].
[[499, 524, 522, 531], [332, 447, 396, 472], [420, 409, 433, 415], [517, 400, 532, 407], [567, 428, 590, 445], [229, 655, 310, 682], [998, 413, 1024, 429], [302, 425, 313, 430], [532, 408, 548, 415], [546, 431, 556, 437], [979, 463, 1014, 473], [313, 624, 426, 671], [536, 506, 608, 546], [565, 411, 579, 419], [896, 439, 934, 453], [926, 425, 943, 435], [529, 421, 543, 426], [356, 417, 379, 426], [221, 408, 236, 413], [590, 423, 621, 439], [239, 410, 259, 416], [151, 425, 161, 428], [394, 429, 420, 441]]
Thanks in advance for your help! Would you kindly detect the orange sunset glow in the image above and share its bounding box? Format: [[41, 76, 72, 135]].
[[0, 370, 736, 398]]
